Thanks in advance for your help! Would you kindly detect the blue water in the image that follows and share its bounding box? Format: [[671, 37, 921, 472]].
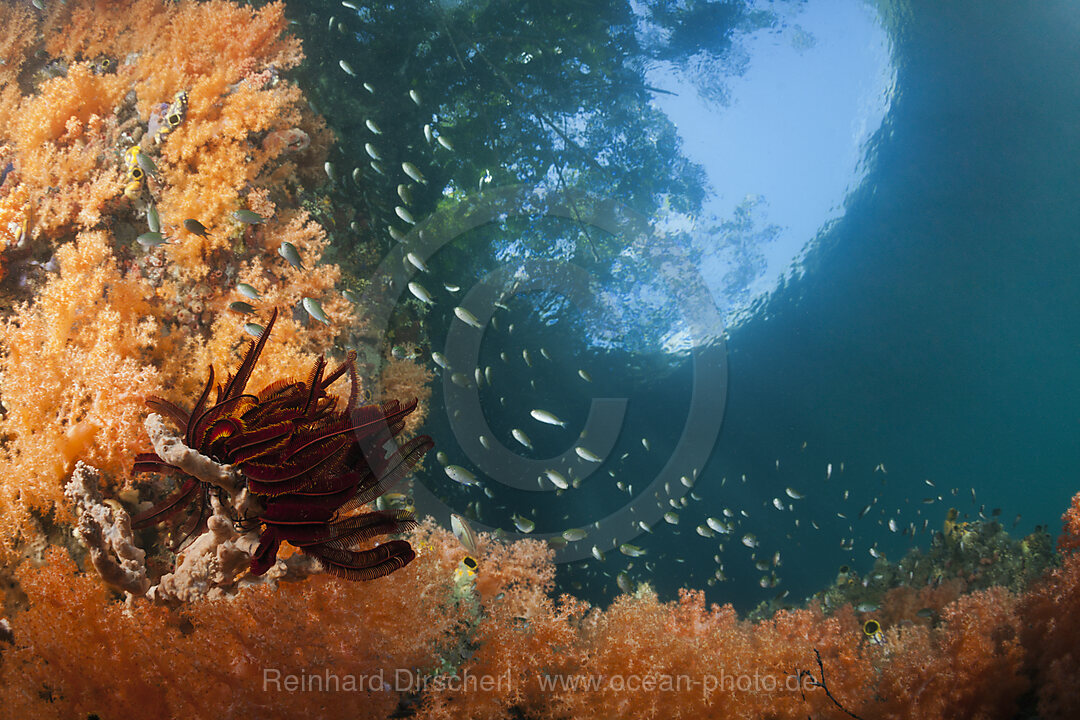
[[301, 0, 1080, 610]]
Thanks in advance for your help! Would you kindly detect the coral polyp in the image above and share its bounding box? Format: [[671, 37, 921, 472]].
[[133, 307, 433, 580]]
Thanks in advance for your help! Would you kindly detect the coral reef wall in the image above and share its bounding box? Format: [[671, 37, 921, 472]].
[[0, 2, 1078, 719], [0, 0, 366, 566], [5, 513, 1080, 720]]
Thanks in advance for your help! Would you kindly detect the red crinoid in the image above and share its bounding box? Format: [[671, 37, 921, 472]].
[[132, 308, 433, 580]]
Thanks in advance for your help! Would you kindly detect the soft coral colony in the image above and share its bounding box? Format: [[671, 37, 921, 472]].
[[1, 1, 1080, 719], [0, 0, 438, 648], [0, 0, 359, 560]]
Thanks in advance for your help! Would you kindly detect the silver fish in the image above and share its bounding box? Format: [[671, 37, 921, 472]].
[[232, 209, 264, 224], [544, 469, 568, 489], [405, 252, 429, 273], [512, 514, 535, 533], [407, 281, 434, 304], [302, 297, 329, 324], [135, 152, 157, 176], [530, 409, 566, 427], [278, 241, 304, 269], [445, 464, 479, 486], [402, 162, 426, 184], [562, 528, 587, 542], [146, 205, 161, 233], [236, 283, 260, 301], [136, 231, 167, 249], [574, 446, 601, 463], [451, 513, 479, 554], [453, 306, 483, 329]]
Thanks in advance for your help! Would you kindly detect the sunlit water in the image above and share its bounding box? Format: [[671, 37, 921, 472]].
[[295, 0, 1080, 610]]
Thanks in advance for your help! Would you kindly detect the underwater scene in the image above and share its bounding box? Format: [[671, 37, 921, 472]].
[[0, 0, 1078, 717]]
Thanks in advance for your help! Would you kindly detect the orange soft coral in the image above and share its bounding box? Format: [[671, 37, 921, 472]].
[[0, 0, 328, 262], [0, 540, 469, 720], [1020, 542, 1080, 718], [380, 357, 435, 437], [0, 0, 374, 569], [417, 532, 586, 720], [874, 587, 1027, 720], [422, 575, 1031, 720], [549, 591, 872, 720], [0, 517, 1069, 720], [1057, 490, 1080, 554], [0, 231, 160, 561]]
